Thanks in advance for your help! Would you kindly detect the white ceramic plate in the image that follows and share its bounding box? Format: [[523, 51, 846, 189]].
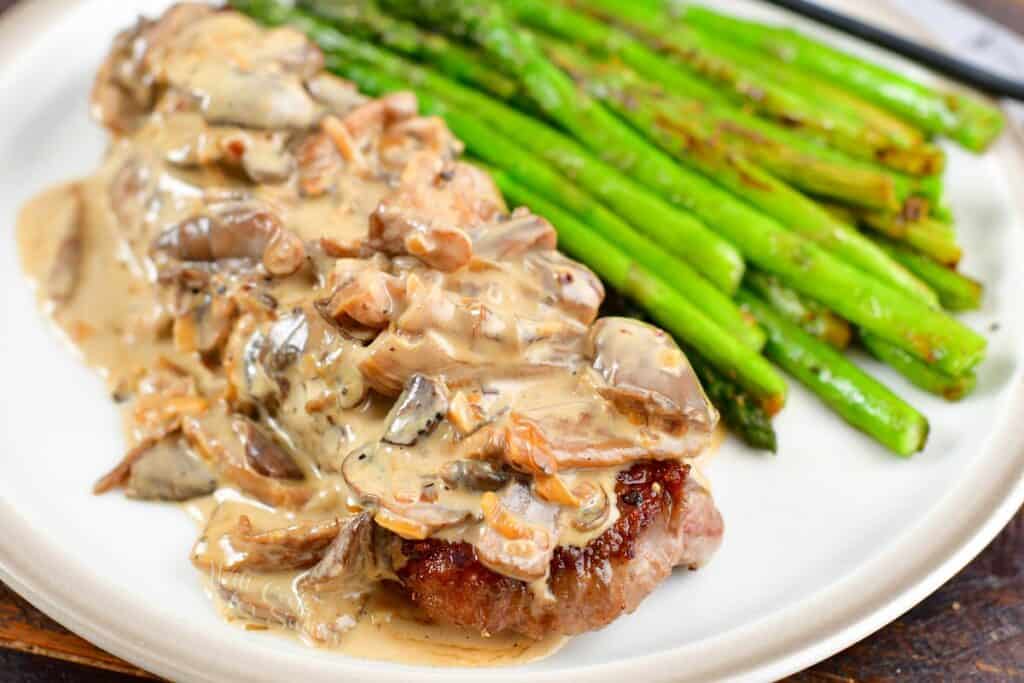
[[1, 1, 1022, 681]]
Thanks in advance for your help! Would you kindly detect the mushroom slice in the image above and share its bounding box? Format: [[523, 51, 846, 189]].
[[125, 435, 217, 501], [470, 210, 557, 261], [214, 571, 302, 629], [299, 512, 376, 595], [439, 460, 510, 492], [233, 416, 304, 481], [305, 73, 368, 115], [586, 317, 718, 440], [173, 294, 237, 354], [526, 251, 604, 326], [184, 62, 319, 130], [183, 408, 312, 508], [227, 516, 341, 572], [264, 309, 309, 373], [382, 375, 448, 446], [45, 187, 84, 305], [153, 203, 305, 277], [296, 131, 342, 198], [192, 504, 341, 574], [475, 481, 558, 583], [341, 443, 470, 540]]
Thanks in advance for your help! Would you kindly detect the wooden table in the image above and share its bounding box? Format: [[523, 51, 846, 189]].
[[0, 0, 1021, 680]]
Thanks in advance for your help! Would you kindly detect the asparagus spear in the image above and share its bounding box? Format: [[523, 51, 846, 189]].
[[858, 211, 962, 266], [242, 0, 986, 376], [299, 0, 519, 100], [745, 269, 975, 400], [490, 167, 788, 408], [860, 332, 976, 401], [689, 350, 778, 452], [737, 289, 928, 456], [744, 270, 851, 349], [698, 31, 925, 150], [874, 238, 982, 311], [514, 0, 943, 176], [601, 89, 943, 304], [601, 288, 778, 451], [679, 4, 1005, 151], [539, 36, 938, 306], [539, 37, 904, 211], [379, 0, 985, 375]]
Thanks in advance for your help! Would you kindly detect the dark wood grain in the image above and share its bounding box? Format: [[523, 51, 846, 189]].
[[791, 507, 1024, 682], [0, 0, 1020, 681]]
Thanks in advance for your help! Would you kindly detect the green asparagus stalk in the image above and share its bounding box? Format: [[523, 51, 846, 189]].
[[744, 270, 851, 349], [539, 37, 904, 211], [672, 12, 925, 150], [542, 35, 943, 210], [737, 289, 928, 456], [746, 269, 975, 400], [874, 238, 982, 311], [538, 36, 938, 306], [860, 332, 976, 401], [679, 4, 1005, 151], [241, 0, 987, 376], [544, 0, 944, 176], [377, 0, 985, 375], [299, 0, 519, 100], [688, 349, 778, 451], [823, 202, 979, 310], [490, 167, 788, 407], [858, 211, 962, 266]]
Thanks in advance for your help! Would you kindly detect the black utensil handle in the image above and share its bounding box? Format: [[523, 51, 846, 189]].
[[760, 0, 1024, 101]]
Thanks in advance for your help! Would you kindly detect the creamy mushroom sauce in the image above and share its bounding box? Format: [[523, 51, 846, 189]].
[[16, 5, 719, 665]]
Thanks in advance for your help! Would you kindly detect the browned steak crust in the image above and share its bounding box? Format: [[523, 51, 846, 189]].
[[396, 461, 723, 638]]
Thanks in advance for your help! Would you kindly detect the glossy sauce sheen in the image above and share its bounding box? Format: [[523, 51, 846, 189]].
[[16, 5, 719, 666]]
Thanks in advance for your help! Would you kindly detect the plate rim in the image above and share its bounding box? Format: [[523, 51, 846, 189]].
[[0, 1, 1021, 682]]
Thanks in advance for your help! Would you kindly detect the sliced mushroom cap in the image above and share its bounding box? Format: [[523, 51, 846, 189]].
[[470, 210, 557, 263], [527, 251, 604, 326], [173, 293, 237, 354], [44, 186, 84, 305], [233, 416, 304, 480], [214, 570, 302, 629], [382, 375, 448, 446], [192, 503, 340, 573], [185, 61, 319, 130], [341, 442, 470, 540], [439, 459, 511, 492], [305, 73, 368, 115], [265, 309, 310, 372], [125, 435, 217, 501], [586, 317, 718, 436], [299, 512, 376, 596], [153, 204, 304, 276], [182, 407, 313, 508]]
